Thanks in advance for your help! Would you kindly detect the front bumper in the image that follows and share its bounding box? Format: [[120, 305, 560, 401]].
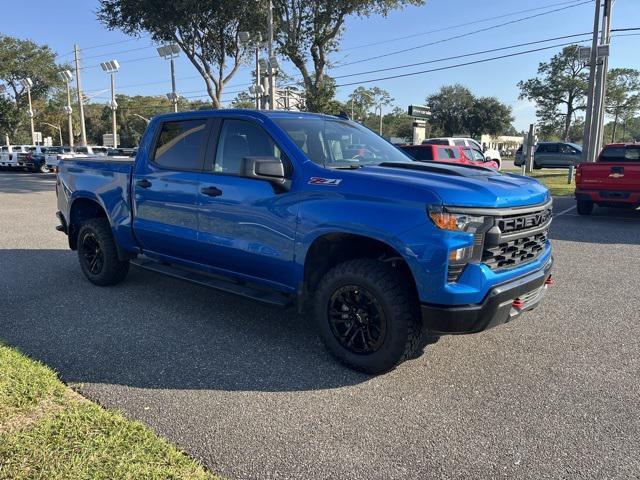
[[421, 256, 553, 335]]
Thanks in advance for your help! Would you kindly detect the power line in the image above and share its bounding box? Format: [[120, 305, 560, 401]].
[[341, 0, 590, 52], [334, 40, 591, 88], [330, 0, 594, 70]]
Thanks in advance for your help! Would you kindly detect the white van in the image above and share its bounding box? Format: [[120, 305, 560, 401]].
[[0, 145, 33, 168]]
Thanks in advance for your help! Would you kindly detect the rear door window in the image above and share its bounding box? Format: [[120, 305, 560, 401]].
[[600, 146, 640, 162], [153, 119, 208, 170], [437, 147, 458, 159], [402, 146, 433, 161]]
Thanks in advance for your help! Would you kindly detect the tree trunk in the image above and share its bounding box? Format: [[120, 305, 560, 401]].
[[563, 107, 573, 142], [611, 114, 618, 142]]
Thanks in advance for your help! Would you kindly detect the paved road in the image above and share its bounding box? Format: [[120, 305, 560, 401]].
[[1, 171, 639, 479]]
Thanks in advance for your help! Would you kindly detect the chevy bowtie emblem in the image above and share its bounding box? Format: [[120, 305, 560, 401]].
[[609, 173, 624, 178]]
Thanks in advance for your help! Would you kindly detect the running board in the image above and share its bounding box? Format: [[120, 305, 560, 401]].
[[131, 258, 293, 307]]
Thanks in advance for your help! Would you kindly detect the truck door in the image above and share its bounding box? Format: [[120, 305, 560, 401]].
[[196, 118, 297, 290], [132, 118, 210, 261]]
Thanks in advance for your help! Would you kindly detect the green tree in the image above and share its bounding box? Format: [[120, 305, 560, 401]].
[[605, 68, 640, 142], [231, 91, 256, 109], [466, 96, 513, 138], [426, 84, 474, 136], [518, 45, 588, 141], [0, 35, 63, 141], [98, 0, 264, 109], [347, 87, 374, 121], [274, 0, 423, 112]]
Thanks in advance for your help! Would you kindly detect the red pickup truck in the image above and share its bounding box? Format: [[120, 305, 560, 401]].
[[575, 143, 640, 215], [399, 144, 499, 169]]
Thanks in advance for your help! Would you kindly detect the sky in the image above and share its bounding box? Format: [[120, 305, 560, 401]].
[[2, 0, 640, 131]]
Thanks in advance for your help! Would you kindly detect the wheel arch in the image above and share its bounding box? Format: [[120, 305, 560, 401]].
[[299, 231, 420, 311]]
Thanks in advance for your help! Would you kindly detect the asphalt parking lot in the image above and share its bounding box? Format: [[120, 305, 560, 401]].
[[1, 171, 639, 479]]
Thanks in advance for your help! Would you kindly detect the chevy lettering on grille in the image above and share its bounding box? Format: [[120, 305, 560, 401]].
[[498, 209, 552, 233]]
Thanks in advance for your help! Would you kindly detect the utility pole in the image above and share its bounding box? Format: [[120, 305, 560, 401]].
[[581, 0, 601, 163], [524, 123, 536, 174], [255, 45, 261, 110], [268, 0, 275, 110], [595, 0, 613, 156], [74, 45, 88, 146], [20, 79, 35, 144], [583, 0, 614, 162]]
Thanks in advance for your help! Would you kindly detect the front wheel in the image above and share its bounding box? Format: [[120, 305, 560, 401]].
[[313, 259, 421, 374], [77, 218, 129, 286], [38, 162, 50, 173], [577, 200, 594, 215]]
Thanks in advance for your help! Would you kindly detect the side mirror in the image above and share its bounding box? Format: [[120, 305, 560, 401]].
[[242, 156, 291, 191]]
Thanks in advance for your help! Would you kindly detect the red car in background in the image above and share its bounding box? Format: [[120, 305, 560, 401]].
[[399, 144, 499, 169], [575, 142, 640, 215]]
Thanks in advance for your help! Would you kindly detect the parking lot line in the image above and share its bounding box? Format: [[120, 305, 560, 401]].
[[555, 205, 576, 217]]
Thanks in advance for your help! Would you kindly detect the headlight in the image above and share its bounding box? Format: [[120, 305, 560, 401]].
[[428, 205, 486, 233]]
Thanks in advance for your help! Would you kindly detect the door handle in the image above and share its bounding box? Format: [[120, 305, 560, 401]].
[[136, 179, 152, 188], [201, 186, 223, 197]]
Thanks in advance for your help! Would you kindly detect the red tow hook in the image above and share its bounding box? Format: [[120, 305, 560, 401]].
[[512, 299, 526, 310], [544, 275, 554, 286]]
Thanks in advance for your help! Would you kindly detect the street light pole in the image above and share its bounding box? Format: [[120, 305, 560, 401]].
[[74, 45, 87, 146], [59, 70, 74, 146], [157, 45, 180, 113], [581, 0, 600, 162], [268, 0, 275, 110], [43, 122, 63, 145], [100, 60, 120, 149], [20, 78, 35, 144]]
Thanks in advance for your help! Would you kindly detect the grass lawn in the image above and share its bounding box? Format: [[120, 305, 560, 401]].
[[505, 169, 575, 196], [0, 342, 217, 480]]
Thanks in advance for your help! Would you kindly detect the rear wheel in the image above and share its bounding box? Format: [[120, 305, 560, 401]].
[[77, 218, 129, 286], [313, 258, 421, 374], [577, 199, 594, 215], [38, 161, 50, 173]]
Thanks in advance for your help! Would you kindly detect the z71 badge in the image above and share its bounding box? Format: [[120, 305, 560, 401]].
[[308, 177, 342, 186]]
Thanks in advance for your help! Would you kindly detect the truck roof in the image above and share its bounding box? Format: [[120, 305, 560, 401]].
[[151, 109, 341, 123]]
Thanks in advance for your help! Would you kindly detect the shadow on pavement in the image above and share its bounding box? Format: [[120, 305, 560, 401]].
[[0, 171, 56, 194], [0, 249, 378, 393]]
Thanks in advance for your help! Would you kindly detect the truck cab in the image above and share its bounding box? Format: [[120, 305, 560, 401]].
[[55, 110, 553, 373]]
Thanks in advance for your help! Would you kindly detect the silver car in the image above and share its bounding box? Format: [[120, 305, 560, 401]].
[[514, 142, 582, 169]]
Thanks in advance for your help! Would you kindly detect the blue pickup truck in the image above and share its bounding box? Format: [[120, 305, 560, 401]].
[[55, 110, 553, 373]]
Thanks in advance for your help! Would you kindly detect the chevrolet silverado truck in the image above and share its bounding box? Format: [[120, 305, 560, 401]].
[[55, 110, 554, 373], [575, 143, 640, 215]]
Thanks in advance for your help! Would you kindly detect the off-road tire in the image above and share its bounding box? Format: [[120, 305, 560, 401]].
[[77, 218, 129, 286], [576, 200, 594, 215], [313, 258, 421, 374]]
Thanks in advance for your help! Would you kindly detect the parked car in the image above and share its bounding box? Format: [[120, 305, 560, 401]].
[[399, 144, 499, 169], [45, 146, 76, 170], [25, 147, 51, 173], [514, 142, 582, 169], [73, 145, 109, 157], [575, 143, 640, 215], [423, 137, 502, 169], [106, 147, 136, 157], [56, 110, 553, 374], [0, 145, 32, 168]]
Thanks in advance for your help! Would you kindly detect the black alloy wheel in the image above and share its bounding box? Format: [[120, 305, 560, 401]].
[[328, 285, 387, 354], [79, 232, 105, 275]]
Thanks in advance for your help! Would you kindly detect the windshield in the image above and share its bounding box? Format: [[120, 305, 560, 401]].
[[274, 117, 411, 168]]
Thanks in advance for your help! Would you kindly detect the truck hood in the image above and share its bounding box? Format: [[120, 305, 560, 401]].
[[356, 162, 550, 208]]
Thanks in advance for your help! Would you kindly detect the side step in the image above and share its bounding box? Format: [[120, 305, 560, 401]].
[[131, 258, 293, 307]]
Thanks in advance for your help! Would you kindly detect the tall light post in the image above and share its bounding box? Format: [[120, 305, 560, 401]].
[[43, 122, 63, 146], [58, 70, 74, 146], [157, 45, 180, 113], [100, 60, 120, 148], [267, 0, 276, 110], [19, 78, 35, 144], [239, 31, 263, 110], [0, 84, 9, 145]]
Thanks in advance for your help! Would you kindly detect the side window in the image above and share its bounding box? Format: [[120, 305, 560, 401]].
[[454, 139, 466, 146], [536, 144, 548, 153], [438, 147, 455, 159], [153, 119, 207, 170], [450, 148, 461, 159], [546, 143, 560, 154], [214, 119, 280, 174]]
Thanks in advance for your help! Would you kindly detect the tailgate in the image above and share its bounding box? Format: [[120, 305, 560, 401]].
[[577, 162, 640, 191]]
